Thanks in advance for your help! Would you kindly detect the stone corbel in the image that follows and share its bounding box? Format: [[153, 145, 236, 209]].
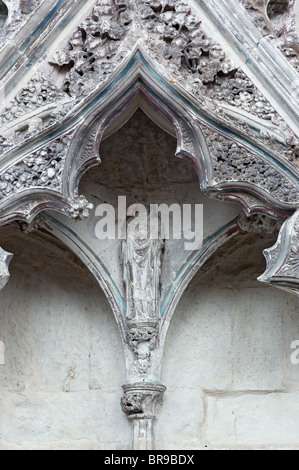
[[121, 383, 166, 450], [258, 209, 299, 295]]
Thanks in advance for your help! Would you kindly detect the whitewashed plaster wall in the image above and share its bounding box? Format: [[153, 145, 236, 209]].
[[0, 225, 298, 450]]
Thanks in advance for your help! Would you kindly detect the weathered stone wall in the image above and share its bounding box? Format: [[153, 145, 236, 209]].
[[158, 232, 299, 450], [0, 226, 298, 450], [0, 227, 130, 450]]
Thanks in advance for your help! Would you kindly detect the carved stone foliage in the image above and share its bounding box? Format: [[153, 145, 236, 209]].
[[0, 0, 297, 222], [201, 122, 299, 205], [50, 0, 131, 98], [136, 0, 235, 84], [1, 0, 298, 166], [0, 78, 70, 155], [67, 195, 94, 220], [1, 0, 294, 167], [0, 135, 71, 202]]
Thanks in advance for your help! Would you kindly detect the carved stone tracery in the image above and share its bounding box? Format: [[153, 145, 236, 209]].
[[201, 122, 299, 205], [0, 135, 71, 200], [0, 0, 297, 200]]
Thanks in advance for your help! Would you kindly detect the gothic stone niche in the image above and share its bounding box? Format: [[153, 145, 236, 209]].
[[38, 107, 243, 448], [77, 108, 242, 331]]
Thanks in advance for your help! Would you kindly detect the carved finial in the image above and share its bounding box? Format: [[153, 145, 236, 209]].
[[258, 209, 299, 295], [0, 247, 13, 290]]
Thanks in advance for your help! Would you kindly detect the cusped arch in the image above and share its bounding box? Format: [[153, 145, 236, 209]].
[[0, 45, 297, 229], [64, 46, 299, 221], [0, 45, 297, 320]]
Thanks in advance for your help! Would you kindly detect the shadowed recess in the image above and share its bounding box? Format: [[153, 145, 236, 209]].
[[0, 1, 8, 29]]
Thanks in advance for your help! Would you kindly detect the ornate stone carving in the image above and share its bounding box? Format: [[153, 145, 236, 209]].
[[201, 122, 299, 205], [127, 322, 159, 376], [123, 216, 164, 377], [50, 0, 131, 98], [0, 77, 67, 151], [259, 209, 299, 294], [121, 383, 166, 419], [1, 0, 299, 451], [0, 247, 12, 290], [121, 383, 166, 450], [0, 135, 71, 201], [238, 212, 283, 233], [0, 0, 298, 192], [123, 216, 164, 323], [67, 195, 94, 221]]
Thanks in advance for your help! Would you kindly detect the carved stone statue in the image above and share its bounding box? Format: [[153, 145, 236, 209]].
[[123, 216, 164, 323]]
